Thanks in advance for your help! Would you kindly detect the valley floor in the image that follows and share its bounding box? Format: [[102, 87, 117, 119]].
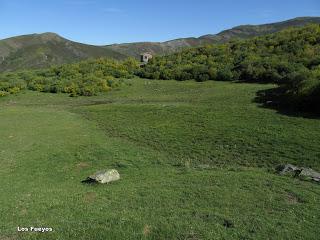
[[0, 79, 319, 239]]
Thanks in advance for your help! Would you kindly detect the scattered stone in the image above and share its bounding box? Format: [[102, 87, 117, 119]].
[[300, 168, 320, 182], [82, 169, 120, 184], [276, 164, 301, 176], [276, 164, 320, 183]]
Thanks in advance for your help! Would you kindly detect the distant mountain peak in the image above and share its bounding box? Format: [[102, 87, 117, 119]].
[[0, 32, 125, 71], [39, 32, 61, 37], [35, 32, 65, 42]]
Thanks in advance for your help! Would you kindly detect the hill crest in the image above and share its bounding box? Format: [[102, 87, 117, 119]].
[[0, 16, 319, 71]]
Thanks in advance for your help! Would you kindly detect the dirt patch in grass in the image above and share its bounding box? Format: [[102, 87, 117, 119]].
[[286, 191, 304, 204], [0, 235, 17, 240], [83, 192, 97, 204], [76, 162, 90, 170], [20, 209, 27, 216], [143, 225, 151, 237]]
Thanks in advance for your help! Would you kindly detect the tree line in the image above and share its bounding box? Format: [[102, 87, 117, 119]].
[[0, 58, 139, 97], [138, 24, 320, 112], [0, 24, 319, 112]]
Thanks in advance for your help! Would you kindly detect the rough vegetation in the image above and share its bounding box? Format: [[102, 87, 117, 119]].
[[1, 17, 319, 71], [139, 24, 320, 113], [0, 57, 139, 96], [105, 17, 320, 58], [1, 24, 320, 113], [0, 32, 126, 71]]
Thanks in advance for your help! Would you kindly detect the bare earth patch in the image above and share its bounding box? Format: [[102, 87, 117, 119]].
[[143, 225, 151, 237], [83, 192, 97, 204], [0, 235, 17, 240], [76, 162, 90, 170], [286, 191, 303, 204]]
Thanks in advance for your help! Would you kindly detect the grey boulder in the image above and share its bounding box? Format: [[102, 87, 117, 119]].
[[82, 169, 120, 184], [276, 164, 320, 183]]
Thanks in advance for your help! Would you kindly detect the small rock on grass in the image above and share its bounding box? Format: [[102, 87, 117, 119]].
[[276, 164, 320, 183], [82, 169, 120, 184]]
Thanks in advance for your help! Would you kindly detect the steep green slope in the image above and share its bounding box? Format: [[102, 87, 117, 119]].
[[104, 17, 320, 58], [0, 33, 126, 71], [203, 16, 320, 42]]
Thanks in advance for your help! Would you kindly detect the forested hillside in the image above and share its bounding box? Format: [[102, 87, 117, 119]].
[[1, 17, 319, 71], [0, 33, 126, 71], [139, 24, 320, 112], [105, 17, 320, 58], [1, 24, 319, 113]]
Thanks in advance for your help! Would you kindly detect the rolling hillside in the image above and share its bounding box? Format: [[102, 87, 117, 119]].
[[0, 17, 319, 71], [105, 17, 320, 58], [0, 32, 126, 71]]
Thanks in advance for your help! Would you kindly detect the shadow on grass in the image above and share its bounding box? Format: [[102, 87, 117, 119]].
[[81, 178, 98, 184], [254, 86, 320, 120]]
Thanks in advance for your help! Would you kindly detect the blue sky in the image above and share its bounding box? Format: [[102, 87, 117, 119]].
[[0, 0, 319, 45]]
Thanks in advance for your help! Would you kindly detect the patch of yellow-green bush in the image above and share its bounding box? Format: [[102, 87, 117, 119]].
[[0, 57, 139, 97], [8, 87, 20, 94], [0, 91, 9, 97]]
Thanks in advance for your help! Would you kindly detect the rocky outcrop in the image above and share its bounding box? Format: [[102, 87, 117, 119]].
[[276, 164, 320, 183]]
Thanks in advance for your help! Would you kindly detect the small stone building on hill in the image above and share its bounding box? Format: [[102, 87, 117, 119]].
[[140, 52, 153, 63]]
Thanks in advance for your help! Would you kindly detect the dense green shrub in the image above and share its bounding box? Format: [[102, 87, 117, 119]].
[[0, 90, 9, 97], [139, 24, 320, 112], [0, 58, 139, 97], [0, 25, 319, 112]]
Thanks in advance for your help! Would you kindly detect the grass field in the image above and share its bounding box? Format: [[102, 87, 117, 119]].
[[0, 79, 320, 239]]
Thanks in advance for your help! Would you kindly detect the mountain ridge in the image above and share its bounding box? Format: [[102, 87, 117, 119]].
[[104, 16, 320, 57], [0, 16, 320, 71], [0, 32, 126, 71]]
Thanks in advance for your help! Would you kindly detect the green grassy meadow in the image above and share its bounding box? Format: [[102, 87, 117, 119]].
[[0, 79, 320, 239]]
